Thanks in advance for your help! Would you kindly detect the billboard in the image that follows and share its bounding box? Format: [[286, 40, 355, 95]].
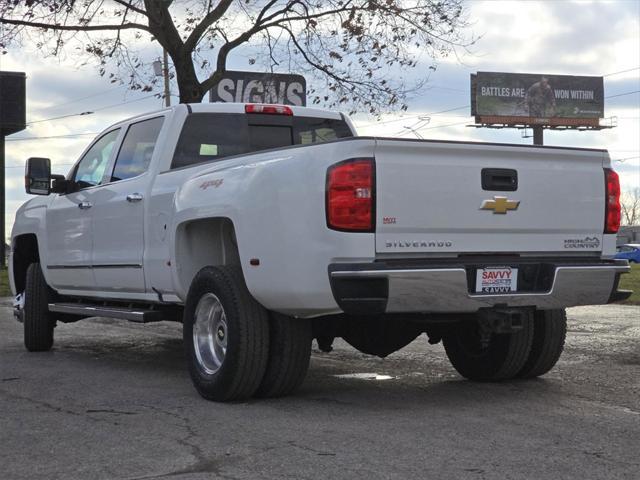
[[209, 70, 306, 106], [0, 71, 26, 135], [471, 72, 604, 127]]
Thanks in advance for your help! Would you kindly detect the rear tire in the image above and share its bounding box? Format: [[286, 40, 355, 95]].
[[183, 265, 269, 402], [517, 309, 566, 378], [23, 262, 55, 352], [443, 312, 534, 381], [254, 313, 312, 398]]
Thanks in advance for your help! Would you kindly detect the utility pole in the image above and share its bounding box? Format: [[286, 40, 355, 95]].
[[0, 134, 5, 268], [163, 49, 171, 107]]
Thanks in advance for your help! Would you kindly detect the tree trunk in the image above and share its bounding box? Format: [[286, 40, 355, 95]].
[[145, 2, 205, 104], [171, 53, 205, 103]]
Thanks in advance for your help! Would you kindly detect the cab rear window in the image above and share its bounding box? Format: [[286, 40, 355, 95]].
[[171, 113, 353, 170]]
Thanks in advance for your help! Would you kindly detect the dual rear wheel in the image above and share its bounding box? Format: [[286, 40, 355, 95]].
[[443, 309, 567, 381], [183, 265, 312, 402]]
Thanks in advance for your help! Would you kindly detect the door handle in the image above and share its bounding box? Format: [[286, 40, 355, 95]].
[[126, 193, 143, 203], [481, 168, 518, 192], [78, 201, 92, 210]]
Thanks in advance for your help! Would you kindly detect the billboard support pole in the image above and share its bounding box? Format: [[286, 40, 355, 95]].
[[533, 126, 544, 146]]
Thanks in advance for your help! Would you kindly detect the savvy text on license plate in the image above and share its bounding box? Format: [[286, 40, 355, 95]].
[[476, 267, 518, 293]]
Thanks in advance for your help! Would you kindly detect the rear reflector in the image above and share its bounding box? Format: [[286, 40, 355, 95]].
[[326, 158, 375, 232], [245, 104, 293, 115], [604, 168, 621, 234]]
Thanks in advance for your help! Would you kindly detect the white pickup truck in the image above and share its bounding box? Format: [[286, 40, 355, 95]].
[[10, 102, 630, 401]]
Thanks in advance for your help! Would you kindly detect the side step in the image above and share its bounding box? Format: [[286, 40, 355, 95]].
[[48, 303, 169, 323]]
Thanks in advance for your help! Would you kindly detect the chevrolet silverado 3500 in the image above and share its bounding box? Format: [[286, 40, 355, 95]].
[[10, 102, 631, 401]]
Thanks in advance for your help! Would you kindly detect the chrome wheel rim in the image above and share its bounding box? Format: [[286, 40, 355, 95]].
[[193, 293, 228, 375]]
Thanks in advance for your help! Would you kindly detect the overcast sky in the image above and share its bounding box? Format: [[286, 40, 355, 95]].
[[2, 0, 639, 240]]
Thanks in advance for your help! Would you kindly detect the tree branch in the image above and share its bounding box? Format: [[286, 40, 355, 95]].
[[0, 17, 150, 32], [112, 0, 148, 17], [200, 25, 260, 93], [183, 0, 234, 52], [278, 25, 368, 88]]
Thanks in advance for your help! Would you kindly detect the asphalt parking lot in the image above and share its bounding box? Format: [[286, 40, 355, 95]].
[[1, 300, 639, 480]]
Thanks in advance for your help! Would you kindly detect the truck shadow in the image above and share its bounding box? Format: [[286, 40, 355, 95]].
[[42, 320, 571, 409]]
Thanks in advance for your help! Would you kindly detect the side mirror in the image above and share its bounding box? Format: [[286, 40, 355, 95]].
[[25, 157, 52, 195]]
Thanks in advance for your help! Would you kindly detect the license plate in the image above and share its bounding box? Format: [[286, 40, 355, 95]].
[[476, 267, 518, 293]]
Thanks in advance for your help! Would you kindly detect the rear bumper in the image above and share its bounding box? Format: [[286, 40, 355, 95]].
[[329, 258, 631, 314]]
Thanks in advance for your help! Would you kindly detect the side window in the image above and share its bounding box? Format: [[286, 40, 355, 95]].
[[111, 116, 164, 182], [298, 127, 339, 144], [73, 129, 120, 188], [294, 118, 353, 144]]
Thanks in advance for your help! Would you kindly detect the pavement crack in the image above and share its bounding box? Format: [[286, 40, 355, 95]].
[[85, 408, 138, 415], [307, 396, 354, 406], [1, 389, 82, 417], [129, 404, 239, 480], [0, 389, 126, 425], [287, 440, 336, 456]]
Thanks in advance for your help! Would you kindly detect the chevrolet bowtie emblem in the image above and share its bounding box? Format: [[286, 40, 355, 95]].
[[480, 196, 520, 214]]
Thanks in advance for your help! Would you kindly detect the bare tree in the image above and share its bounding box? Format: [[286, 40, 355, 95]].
[[621, 188, 640, 226], [0, 0, 470, 114]]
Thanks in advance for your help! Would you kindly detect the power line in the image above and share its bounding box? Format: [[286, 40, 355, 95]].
[[6, 133, 98, 142], [614, 156, 640, 163], [396, 120, 471, 137], [605, 90, 640, 99], [356, 105, 470, 129], [34, 85, 127, 113], [91, 93, 158, 112], [26, 93, 158, 126], [28, 111, 94, 125], [418, 120, 470, 131], [604, 67, 640, 77]]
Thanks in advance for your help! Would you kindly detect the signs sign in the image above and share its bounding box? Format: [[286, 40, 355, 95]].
[[209, 70, 306, 106], [471, 72, 604, 127]]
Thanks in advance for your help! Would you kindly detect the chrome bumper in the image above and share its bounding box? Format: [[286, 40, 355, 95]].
[[329, 260, 630, 314]]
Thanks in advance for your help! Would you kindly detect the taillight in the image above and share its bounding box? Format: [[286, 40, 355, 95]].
[[604, 168, 621, 234], [245, 103, 293, 115], [326, 158, 375, 232]]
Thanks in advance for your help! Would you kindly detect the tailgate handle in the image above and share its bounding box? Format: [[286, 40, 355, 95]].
[[482, 168, 518, 191]]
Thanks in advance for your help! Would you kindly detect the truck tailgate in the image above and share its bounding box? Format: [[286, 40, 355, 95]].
[[374, 139, 607, 254]]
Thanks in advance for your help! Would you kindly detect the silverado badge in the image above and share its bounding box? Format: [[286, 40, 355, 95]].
[[480, 196, 520, 214]]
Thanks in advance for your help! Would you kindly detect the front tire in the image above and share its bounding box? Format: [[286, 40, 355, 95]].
[[517, 309, 566, 378], [183, 266, 269, 402], [23, 262, 55, 352], [443, 312, 534, 381]]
